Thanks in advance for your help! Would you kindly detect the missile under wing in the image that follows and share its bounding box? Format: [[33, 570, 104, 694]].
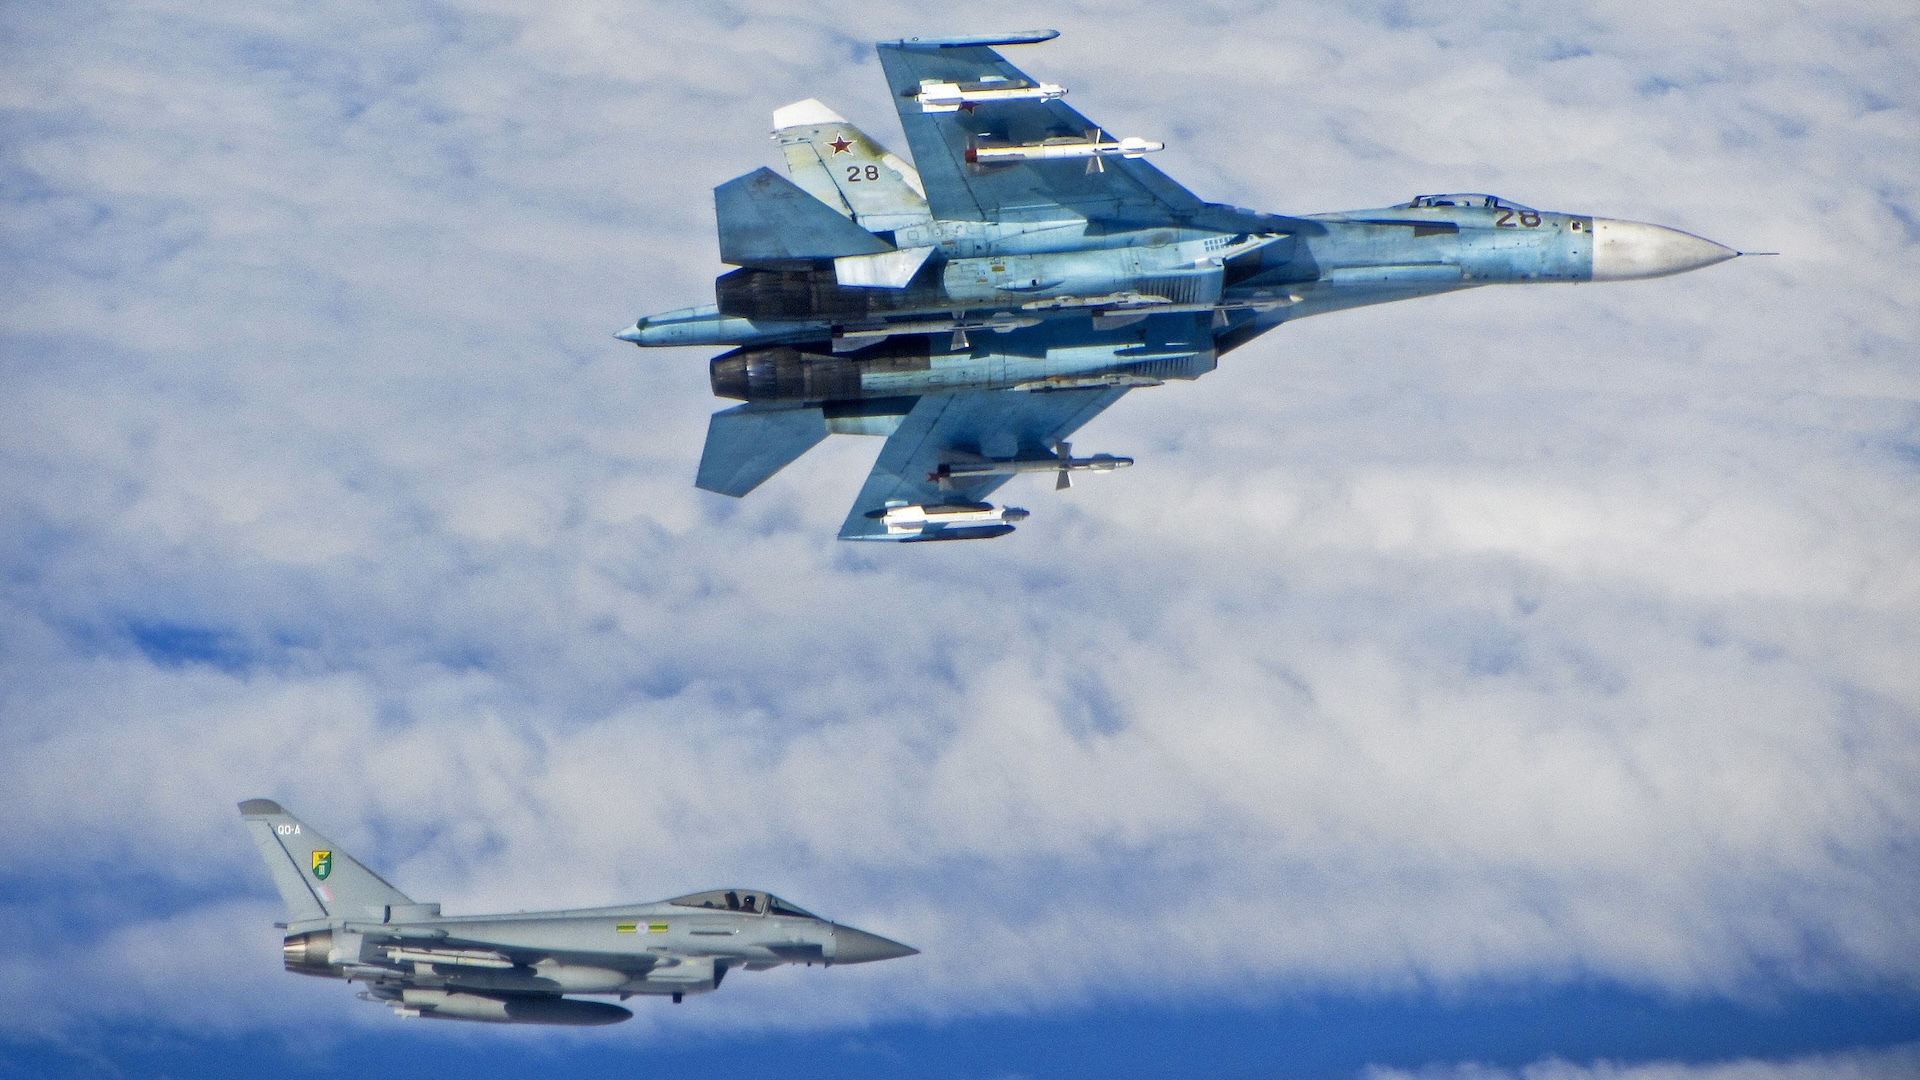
[[239, 800, 915, 1024], [873, 32, 1203, 226]]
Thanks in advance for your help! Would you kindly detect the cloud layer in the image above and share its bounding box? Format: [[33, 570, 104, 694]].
[[1367, 1044, 1920, 1080], [2, 0, 1917, 1050]]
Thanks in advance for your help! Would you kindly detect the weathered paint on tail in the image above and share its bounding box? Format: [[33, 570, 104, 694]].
[[773, 99, 930, 234]]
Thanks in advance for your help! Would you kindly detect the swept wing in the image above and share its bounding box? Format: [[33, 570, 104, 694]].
[[839, 387, 1128, 540], [875, 36, 1205, 225]]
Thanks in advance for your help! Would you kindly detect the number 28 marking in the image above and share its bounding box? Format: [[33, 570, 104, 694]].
[[1495, 209, 1543, 228], [846, 164, 881, 182]]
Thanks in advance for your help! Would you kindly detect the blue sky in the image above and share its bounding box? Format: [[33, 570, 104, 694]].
[[9, 987, 1920, 1079], [3, 1, 1918, 1077]]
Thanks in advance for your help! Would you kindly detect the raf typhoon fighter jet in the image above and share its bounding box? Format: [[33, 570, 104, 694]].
[[240, 800, 915, 1025], [619, 30, 1741, 541]]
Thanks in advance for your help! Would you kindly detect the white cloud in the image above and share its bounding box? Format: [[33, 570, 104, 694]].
[[1365, 1044, 1920, 1080], [1, 0, 1916, 1045]]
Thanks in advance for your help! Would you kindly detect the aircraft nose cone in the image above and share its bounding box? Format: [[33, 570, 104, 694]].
[[831, 926, 918, 964], [1590, 218, 1737, 281], [614, 321, 647, 343]]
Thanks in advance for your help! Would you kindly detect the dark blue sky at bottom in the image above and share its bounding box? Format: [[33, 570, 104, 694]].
[[7, 984, 1917, 1080]]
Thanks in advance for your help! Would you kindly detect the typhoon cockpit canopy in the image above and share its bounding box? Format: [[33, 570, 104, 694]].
[[669, 889, 819, 918]]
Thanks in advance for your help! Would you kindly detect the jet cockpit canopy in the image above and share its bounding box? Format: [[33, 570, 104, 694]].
[[1402, 193, 1536, 212], [668, 889, 819, 919]]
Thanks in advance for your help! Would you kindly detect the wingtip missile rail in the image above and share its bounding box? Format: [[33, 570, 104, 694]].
[[888, 30, 1060, 50]]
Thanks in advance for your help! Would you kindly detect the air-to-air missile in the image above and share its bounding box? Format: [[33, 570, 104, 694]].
[[934, 442, 1132, 491], [914, 75, 1067, 112], [617, 31, 1748, 540], [240, 801, 915, 1025], [966, 131, 1165, 171]]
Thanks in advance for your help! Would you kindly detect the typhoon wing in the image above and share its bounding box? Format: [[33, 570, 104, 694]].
[[839, 387, 1127, 540], [876, 32, 1205, 225]]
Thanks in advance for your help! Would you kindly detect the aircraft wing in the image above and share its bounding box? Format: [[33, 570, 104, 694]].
[[839, 386, 1127, 539], [875, 36, 1206, 225]]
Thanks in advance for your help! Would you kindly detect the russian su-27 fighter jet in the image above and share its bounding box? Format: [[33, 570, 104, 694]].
[[619, 30, 1741, 541], [239, 800, 915, 1024]]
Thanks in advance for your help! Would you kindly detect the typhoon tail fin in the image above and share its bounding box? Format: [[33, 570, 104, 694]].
[[774, 99, 931, 234], [238, 800, 415, 923]]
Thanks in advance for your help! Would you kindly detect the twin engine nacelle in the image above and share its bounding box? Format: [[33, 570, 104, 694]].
[[713, 239, 1248, 325], [711, 344, 875, 402]]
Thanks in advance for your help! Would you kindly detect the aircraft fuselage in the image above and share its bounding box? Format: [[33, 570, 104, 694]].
[[618, 31, 1744, 540], [625, 193, 1734, 406]]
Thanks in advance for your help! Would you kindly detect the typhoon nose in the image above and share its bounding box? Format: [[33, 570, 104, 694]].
[[831, 926, 919, 964], [1590, 219, 1737, 281]]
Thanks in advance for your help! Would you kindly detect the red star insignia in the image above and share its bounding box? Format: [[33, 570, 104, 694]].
[[828, 135, 853, 155]]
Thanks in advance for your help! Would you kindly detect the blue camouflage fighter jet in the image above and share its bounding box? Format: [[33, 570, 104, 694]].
[[619, 30, 1741, 541]]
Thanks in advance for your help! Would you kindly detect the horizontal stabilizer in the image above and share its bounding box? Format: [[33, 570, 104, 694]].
[[696, 404, 829, 497], [716, 168, 894, 267]]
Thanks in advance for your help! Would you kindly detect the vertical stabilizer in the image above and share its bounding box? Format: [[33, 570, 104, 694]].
[[774, 99, 931, 234], [238, 800, 414, 922]]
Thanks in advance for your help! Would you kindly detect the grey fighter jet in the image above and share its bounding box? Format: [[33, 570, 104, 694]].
[[239, 800, 915, 1025], [619, 31, 1747, 541]]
